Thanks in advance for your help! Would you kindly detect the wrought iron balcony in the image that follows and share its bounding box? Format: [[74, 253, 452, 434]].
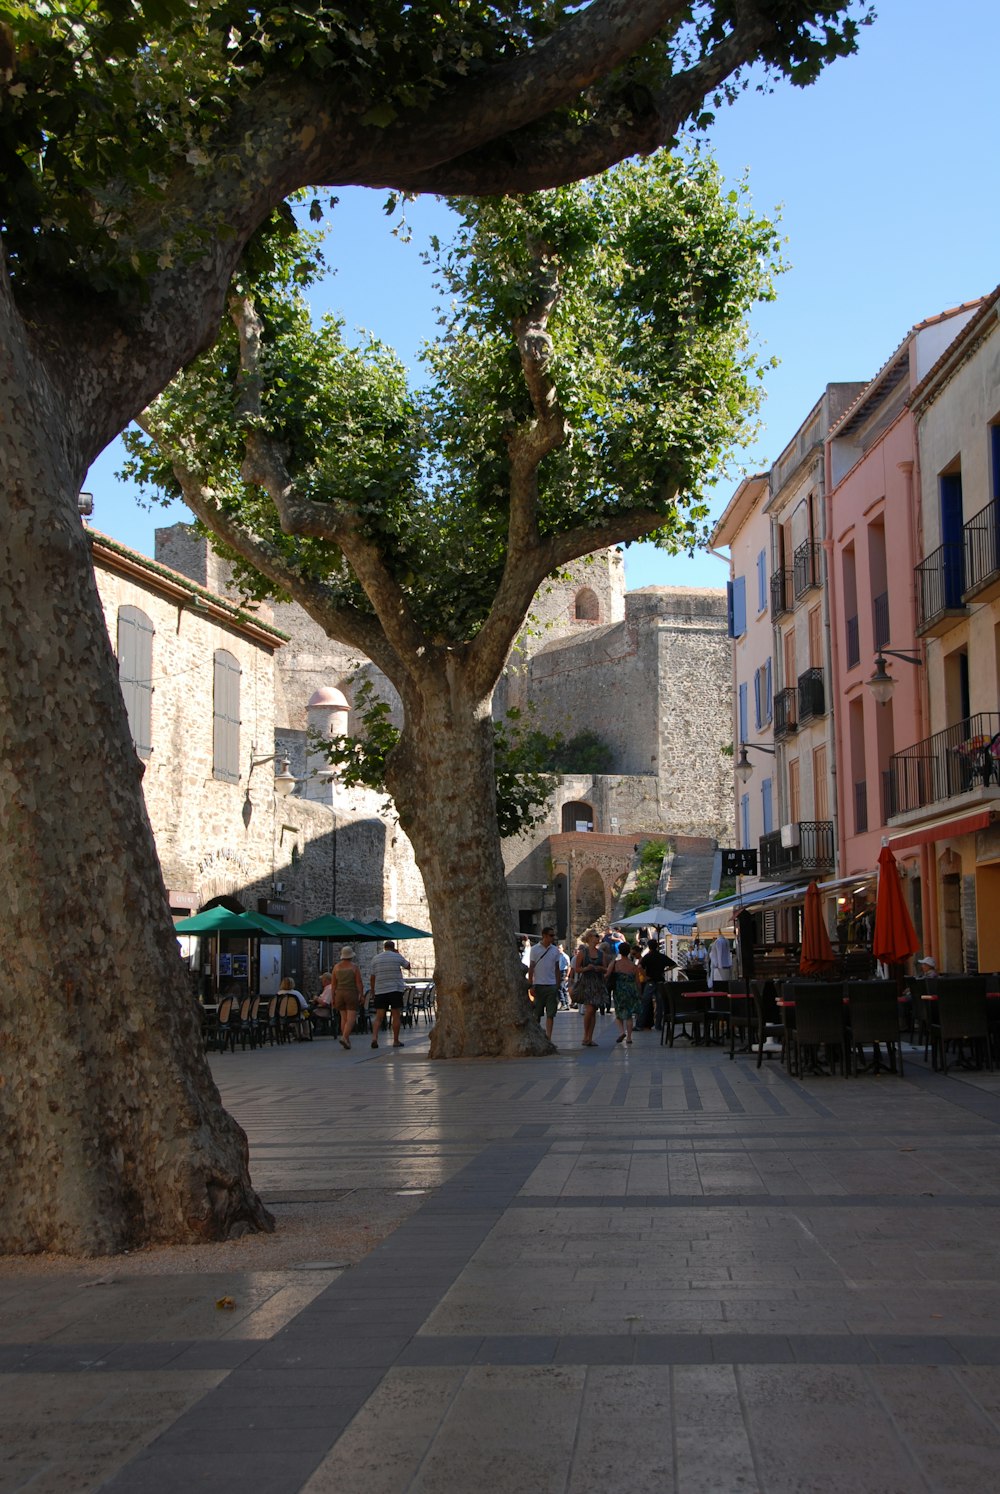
[[793, 541, 822, 602], [887, 712, 1000, 816], [759, 821, 835, 879], [773, 686, 798, 739], [845, 614, 860, 669], [964, 496, 1000, 603], [915, 541, 966, 635], [770, 567, 792, 618], [797, 666, 825, 723]]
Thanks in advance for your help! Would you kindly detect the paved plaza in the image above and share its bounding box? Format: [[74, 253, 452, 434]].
[[6, 1010, 1000, 1492]]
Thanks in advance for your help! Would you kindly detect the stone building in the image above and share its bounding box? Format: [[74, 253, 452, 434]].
[[123, 526, 733, 952], [90, 529, 433, 996]]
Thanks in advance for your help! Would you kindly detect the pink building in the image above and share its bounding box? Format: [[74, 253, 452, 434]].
[[826, 304, 981, 943]]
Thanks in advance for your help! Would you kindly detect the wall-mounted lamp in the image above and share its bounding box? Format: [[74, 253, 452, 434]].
[[867, 649, 921, 706], [735, 740, 776, 785], [248, 751, 297, 797], [77, 491, 94, 518]]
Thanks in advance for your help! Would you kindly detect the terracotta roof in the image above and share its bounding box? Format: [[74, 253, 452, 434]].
[[907, 285, 1000, 410]]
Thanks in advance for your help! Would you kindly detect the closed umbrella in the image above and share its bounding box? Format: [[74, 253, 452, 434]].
[[799, 880, 836, 975], [872, 844, 919, 966]]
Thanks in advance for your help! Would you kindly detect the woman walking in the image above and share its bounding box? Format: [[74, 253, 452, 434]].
[[609, 942, 643, 1046], [332, 945, 363, 1049], [573, 930, 610, 1047]]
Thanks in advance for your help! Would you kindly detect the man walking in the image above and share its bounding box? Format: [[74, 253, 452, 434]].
[[370, 940, 411, 1049], [528, 927, 562, 1041]]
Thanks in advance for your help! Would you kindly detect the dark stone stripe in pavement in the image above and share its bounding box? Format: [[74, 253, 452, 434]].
[[709, 1064, 746, 1114], [739, 1066, 791, 1115], [380, 1332, 1000, 1368], [678, 1064, 703, 1111], [96, 1139, 549, 1494], [507, 1193, 1000, 1209], [902, 1062, 1000, 1124]]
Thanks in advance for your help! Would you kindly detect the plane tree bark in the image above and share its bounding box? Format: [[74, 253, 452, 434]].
[[0, 1, 871, 1249]]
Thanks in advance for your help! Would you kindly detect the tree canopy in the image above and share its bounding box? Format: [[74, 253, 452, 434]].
[[125, 150, 782, 684]]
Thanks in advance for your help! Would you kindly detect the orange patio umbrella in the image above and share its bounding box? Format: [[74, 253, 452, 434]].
[[799, 879, 836, 975], [872, 843, 919, 966]]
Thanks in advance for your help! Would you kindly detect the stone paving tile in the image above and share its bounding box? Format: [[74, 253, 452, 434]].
[[11, 1040, 1000, 1491]]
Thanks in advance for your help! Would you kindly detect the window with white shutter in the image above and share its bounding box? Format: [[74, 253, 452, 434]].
[[117, 606, 154, 758], [213, 649, 241, 783]]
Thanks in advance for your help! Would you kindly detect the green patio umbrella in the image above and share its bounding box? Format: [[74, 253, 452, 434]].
[[294, 915, 380, 941], [380, 920, 433, 940], [173, 907, 300, 937]]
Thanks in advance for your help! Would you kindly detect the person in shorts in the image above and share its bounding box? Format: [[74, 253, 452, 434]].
[[369, 939, 411, 1049], [529, 927, 562, 1041]]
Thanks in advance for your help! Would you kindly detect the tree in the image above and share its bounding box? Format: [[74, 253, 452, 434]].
[[126, 152, 781, 1058], [0, 1, 872, 1252]]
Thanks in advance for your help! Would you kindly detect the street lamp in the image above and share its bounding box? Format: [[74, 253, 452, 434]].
[[249, 751, 297, 796], [735, 740, 776, 785], [866, 649, 922, 706]]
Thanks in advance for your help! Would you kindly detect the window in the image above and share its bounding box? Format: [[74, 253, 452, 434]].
[[574, 588, 599, 622], [753, 659, 772, 729], [727, 575, 747, 638], [761, 777, 774, 836], [813, 743, 829, 821], [788, 757, 801, 824], [117, 606, 154, 758], [740, 793, 750, 849], [757, 549, 767, 613], [738, 682, 748, 743], [808, 604, 822, 669], [213, 649, 241, 783]]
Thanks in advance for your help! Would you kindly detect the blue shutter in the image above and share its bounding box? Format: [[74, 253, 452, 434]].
[[117, 606, 154, 758], [761, 777, 773, 835], [765, 657, 773, 723], [757, 550, 767, 613], [732, 576, 747, 637], [740, 793, 750, 848], [738, 682, 748, 742], [754, 668, 762, 731]]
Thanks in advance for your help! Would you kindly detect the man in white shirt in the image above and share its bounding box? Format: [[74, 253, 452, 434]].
[[369, 940, 411, 1049], [529, 927, 562, 1040], [708, 933, 733, 989]]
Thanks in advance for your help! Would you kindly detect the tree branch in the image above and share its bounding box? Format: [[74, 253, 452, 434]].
[[227, 293, 436, 680]]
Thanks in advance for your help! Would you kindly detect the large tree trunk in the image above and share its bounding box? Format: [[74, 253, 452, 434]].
[[386, 662, 552, 1059], [0, 338, 272, 1254]]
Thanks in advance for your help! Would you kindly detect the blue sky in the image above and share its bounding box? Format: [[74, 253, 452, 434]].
[[86, 0, 1000, 592]]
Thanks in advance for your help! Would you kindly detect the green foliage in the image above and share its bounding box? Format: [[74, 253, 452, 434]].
[[124, 148, 784, 639], [0, 3, 872, 299], [621, 838, 671, 916], [314, 682, 557, 839], [514, 728, 614, 776]]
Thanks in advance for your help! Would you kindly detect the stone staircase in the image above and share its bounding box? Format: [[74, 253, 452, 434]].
[[659, 845, 718, 913]]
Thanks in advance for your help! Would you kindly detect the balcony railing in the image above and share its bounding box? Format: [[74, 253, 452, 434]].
[[964, 496, 1000, 601], [770, 568, 793, 618], [793, 541, 823, 602], [845, 614, 860, 668], [773, 686, 798, 739], [915, 541, 966, 634], [886, 712, 1000, 816], [873, 590, 890, 650], [797, 666, 825, 723], [854, 780, 868, 835], [759, 821, 835, 879]]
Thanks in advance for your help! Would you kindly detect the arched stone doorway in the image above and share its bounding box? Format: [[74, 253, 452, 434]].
[[574, 587, 600, 621], [562, 800, 594, 833]]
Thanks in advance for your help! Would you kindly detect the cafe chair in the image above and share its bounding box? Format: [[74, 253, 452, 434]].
[[212, 996, 239, 1053], [785, 983, 850, 1078], [846, 981, 903, 1076], [929, 977, 991, 1074], [750, 980, 785, 1069], [277, 993, 313, 1043], [233, 995, 257, 1051]]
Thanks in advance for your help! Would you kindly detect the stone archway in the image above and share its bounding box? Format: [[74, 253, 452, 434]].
[[574, 866, 606, 934]]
